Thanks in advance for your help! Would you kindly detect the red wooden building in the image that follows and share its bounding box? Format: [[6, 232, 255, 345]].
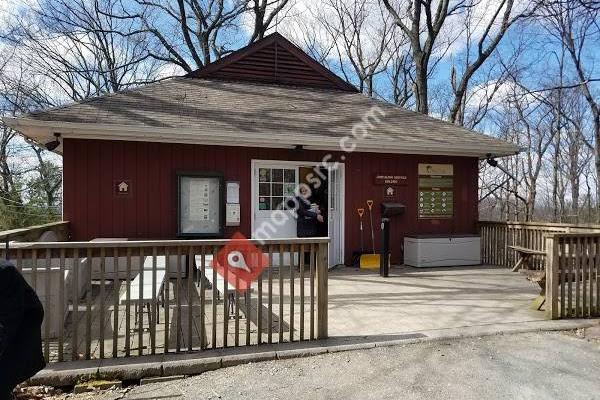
[[6, 33, 518, 265]]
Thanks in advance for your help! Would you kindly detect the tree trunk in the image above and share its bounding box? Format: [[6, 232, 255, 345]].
[[414, 53, 429, 114]]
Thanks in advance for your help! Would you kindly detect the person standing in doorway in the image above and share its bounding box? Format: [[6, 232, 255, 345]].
[[0, 260, 46, 400], [294, 185, 324, 237]]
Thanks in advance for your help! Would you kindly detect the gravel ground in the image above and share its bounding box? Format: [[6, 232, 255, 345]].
[[48, 330, 600, 400]]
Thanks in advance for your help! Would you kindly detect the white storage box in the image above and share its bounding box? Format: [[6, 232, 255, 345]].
[[404, 235, 481, 267]]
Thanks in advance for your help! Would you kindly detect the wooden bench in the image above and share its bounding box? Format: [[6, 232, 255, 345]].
[[520, 268, 546, 310], [509, 245, 546, 272], [509, 246, 547, 310]]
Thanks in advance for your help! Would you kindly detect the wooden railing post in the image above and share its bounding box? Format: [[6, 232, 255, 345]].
[[545, 235, 559, 320], [316, 242, 328, 339]]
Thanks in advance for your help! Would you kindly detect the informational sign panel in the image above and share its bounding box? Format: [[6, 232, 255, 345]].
[[374, 174, 408, 186], [178, 172, 224, 237], [418, 164, 454, 219], [226, 181, 240, 204]]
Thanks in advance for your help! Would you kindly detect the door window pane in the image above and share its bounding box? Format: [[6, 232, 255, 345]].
[[259, 168, 270, 182], [259, 183, 271, 196], [271, 197, 283, 210], [258, 167, 297, 210], [272, 169, 283, 182], [272, 183, 283, 196], [284, 169, 295, 183], [284, 183, 296, 196]]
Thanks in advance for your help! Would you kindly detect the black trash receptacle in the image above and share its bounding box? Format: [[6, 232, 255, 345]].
[[380, 202, 406, 277]]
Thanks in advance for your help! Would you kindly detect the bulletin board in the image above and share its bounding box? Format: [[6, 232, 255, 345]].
[[418, 164, 454, 219], [177, 171, 225, 237]]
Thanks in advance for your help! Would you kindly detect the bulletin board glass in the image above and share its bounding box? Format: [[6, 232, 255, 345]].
[[177, 172, 224, 237]]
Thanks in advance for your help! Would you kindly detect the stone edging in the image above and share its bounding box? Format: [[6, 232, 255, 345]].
[[30, 318, 599, 387]]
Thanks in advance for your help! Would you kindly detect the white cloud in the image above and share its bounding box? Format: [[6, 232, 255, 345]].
[[466, 78, 537, 113]]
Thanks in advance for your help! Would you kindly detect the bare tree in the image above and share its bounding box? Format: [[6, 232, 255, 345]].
[[109, 0, 293, 73], [1, 0, 163, 101], [0, 59, 61, 228], [248, 0, 293, 42], [542, 1, 600, 221], [311, 0, 396, 96], [381, 0, 472, 113], [387, 44, 414, 106], [447, 0, 536, 125]]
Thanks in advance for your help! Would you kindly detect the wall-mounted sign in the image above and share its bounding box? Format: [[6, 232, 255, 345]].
[[115, 180, 130, 195], [383, 185, 397, 200], [418, 164, 453, 219], [374, 174, 408, 186], [177, 171, 224, 237], [226, 181, 240, 204], [226, 203, 241, 226], [418, 164, 454, 176]]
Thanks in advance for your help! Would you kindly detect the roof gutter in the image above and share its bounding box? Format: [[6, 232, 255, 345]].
[[3, 117, 521, 159]]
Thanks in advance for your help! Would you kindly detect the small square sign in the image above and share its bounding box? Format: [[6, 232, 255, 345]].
[[383, 185, 397, 200], [115, 180, 131, 195]]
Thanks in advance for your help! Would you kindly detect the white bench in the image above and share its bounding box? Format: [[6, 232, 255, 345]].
[[120, 256, 167, 326], [195, 255, 254, 316]]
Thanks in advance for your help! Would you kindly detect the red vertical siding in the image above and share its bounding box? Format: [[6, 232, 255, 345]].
[[63, 139, 479, 264]]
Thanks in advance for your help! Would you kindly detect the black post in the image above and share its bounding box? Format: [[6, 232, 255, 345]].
[[380, 218, 390, 277], [4, 237, 9, 261]]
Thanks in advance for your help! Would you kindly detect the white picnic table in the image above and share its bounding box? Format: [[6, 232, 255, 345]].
[[195, 255, 254, 317], [120, 255, 167, 326]]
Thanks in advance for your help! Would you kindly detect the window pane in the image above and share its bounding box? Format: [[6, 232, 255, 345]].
[[284, 169, 296, 183], [259, 197, 269, 210], [259, 168, 270, 182], [259, 183, 271, 196], [272, 169, 283, 182], [283, 183, 296, 196], [272, 183, 283, 196], [271, 197, 283, 210]]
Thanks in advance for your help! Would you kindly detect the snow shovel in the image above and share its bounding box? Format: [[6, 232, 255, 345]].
[[351, 208, 366, 268], [360, 200, 380, 269], [357, 208, 365, 253]]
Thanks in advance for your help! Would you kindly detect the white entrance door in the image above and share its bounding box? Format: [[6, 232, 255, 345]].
[[252, 163, 298, 240], [251, 160, 345, 267]]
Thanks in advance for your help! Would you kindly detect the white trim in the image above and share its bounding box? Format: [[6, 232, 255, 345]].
[[3, 117, 520, 158], [250, 159, 346, 265], [330, 163, 345, 265]]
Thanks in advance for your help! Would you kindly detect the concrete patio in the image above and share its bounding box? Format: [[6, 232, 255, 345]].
[[49, 263, 545, 363], [328, 265, 544, 338]]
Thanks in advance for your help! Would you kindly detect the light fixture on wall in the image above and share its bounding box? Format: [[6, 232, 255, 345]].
[[45, 133, 61, 151]]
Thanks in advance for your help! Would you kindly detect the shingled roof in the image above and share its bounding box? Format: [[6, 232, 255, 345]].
[[3, 33, 519, 158]]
